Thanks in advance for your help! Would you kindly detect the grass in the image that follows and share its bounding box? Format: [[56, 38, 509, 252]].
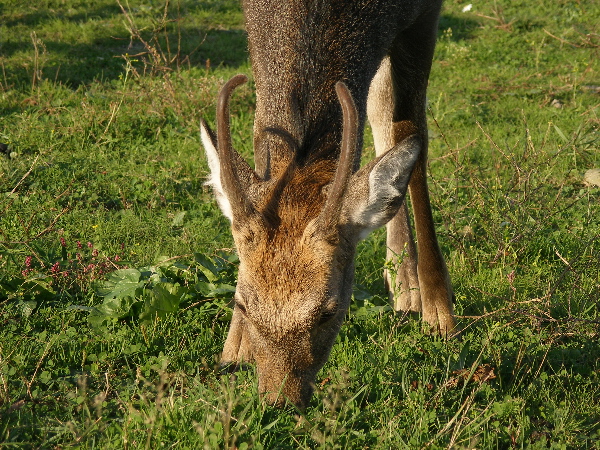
[[1, 0, 599, 447]]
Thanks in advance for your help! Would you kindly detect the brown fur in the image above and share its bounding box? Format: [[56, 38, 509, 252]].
[[202, 0, 456, 408]]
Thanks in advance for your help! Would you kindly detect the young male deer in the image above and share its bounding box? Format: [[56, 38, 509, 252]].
[[201, 0, 455, 408]]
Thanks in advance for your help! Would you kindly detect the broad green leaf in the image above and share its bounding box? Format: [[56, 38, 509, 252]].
[[94, 294, 139, 318], [96, 268, 142, 299], [18, 300, 37, 317], [139, 283, 187, 323], [194, 253, 219, 282], [24, 275, 56, 295], [194, 281, 235, 297], [211, 284, 236, 295], [353, 284, 373, 301]]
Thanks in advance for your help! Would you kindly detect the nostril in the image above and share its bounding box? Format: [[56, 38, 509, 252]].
[[259, 380, 313, 410], [263, 391, 287, 408]]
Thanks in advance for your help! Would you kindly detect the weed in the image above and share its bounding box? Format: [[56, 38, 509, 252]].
[[88, 251, 237, 327]]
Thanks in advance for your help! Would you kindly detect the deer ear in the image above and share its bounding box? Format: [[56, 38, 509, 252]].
[[201, 118, 234, 221], [345, 135, 421, 240], [201, 118, 261, 223]]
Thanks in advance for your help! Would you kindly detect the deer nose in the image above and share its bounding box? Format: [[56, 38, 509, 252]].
[[260, 375, 314, 409]]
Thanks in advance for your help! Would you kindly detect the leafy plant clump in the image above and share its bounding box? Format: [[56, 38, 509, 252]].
[[1, 233, 238, 328], [87, 252, 237, 327]]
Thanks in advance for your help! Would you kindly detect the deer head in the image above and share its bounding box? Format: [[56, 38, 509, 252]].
[[201, 74, 420, 408]]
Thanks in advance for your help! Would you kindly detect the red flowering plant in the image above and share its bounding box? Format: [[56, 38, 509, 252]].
[[15, 234, 126, 303]]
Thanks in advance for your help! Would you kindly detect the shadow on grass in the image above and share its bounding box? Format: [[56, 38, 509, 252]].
[[438, 13, 481, 41], [1, 2, 248, 88], [3, 28, 248, 87]]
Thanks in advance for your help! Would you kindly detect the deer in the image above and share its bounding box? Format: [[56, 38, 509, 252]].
[[200, 0, 455, 408]]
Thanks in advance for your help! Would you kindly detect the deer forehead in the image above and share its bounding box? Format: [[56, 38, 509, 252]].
[[237, 234, 336, 298], [234, 234, 341, 318], [231, 165, 341, 281]]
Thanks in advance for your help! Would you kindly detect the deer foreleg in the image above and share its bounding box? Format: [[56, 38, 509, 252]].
[[389, 9, 455, 335], [220, 305, 253, 370], [408, 154, 456, 334], [368, 58, 421, 314]]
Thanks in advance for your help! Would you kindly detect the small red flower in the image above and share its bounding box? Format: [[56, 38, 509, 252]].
[[60, 237, 66, 247], [25, 256, 32, 267]]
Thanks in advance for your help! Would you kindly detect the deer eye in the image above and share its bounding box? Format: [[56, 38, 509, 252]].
[[319, 305, 338, 324], [234, 293, 247, 315], [236, 302, 247, 315]]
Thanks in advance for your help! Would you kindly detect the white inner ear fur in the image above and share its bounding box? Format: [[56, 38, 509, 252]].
[[351, 137, 420, 240], [201, 121, 233, 221]]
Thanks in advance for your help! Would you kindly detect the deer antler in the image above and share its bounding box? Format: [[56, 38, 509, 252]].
[[317, 81, 359, 232], [217, 74, 256, 222]]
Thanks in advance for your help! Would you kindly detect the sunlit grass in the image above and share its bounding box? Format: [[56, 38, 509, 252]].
[[1, 0, 599, 447]]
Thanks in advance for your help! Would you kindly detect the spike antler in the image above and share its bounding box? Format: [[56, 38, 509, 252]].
[[317, 81, 359, 232], [217, 74, 255, 222]]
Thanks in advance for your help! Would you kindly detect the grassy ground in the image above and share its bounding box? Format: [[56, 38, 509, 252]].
[[1, 0, 599, 448]]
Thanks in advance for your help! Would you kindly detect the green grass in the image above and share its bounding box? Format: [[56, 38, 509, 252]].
[[1, 0, 599, 448]]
